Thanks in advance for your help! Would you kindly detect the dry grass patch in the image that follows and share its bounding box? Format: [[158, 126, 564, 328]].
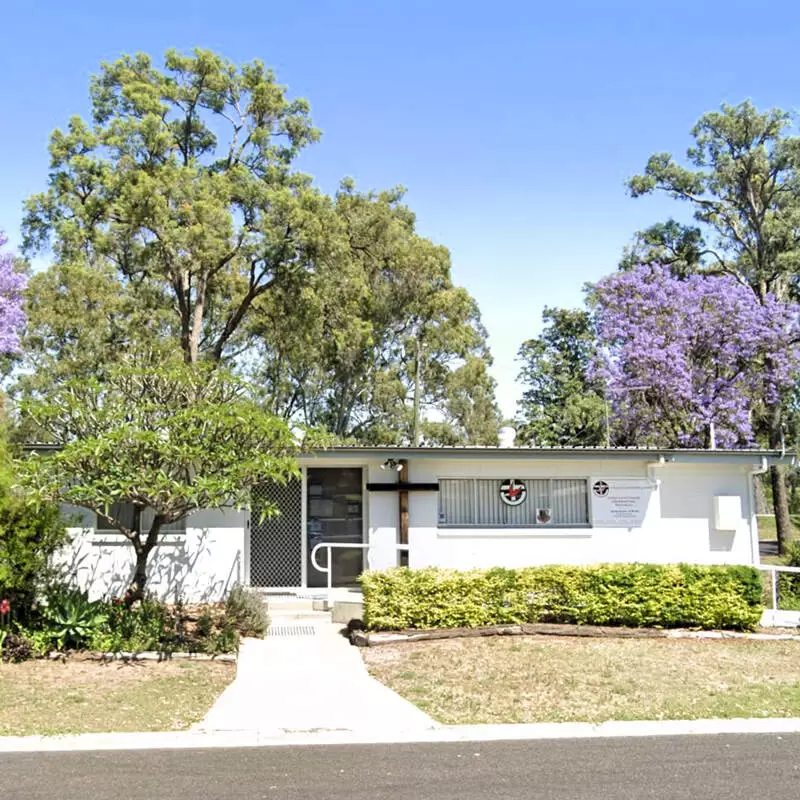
[[364, 636, 800, 724], [0, 658, 235, 736]]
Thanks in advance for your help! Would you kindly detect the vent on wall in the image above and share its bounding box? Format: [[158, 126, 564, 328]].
[[713, 496, 741, 531]]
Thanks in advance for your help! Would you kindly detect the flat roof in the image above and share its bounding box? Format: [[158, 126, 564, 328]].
[[307, 445, 793, 466], [23, 443, 793, 466]]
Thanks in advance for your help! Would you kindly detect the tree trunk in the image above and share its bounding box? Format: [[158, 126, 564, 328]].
[[412, 331, 422, 446], [127, 545, 152, 605], [767, 400, 792, 555], [125, 514, 163, 605], [772, 465, 793, 555]]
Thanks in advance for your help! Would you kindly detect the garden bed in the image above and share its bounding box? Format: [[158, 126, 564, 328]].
[[1, 584, 268, 662]]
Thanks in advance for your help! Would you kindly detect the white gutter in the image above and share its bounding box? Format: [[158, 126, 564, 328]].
[[748, 457, 769, 566]]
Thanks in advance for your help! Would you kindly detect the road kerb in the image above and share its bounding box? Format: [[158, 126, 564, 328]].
[[3, 717, 800, 752]]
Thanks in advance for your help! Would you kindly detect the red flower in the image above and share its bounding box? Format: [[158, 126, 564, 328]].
[[0, 599, 10, 615]]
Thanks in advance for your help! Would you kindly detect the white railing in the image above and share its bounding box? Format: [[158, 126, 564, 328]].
[[310, 542, 410, 600], [757, 564, 800, 612]]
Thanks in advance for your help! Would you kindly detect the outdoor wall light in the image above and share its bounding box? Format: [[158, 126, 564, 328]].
[[380, 458, 404, 472]]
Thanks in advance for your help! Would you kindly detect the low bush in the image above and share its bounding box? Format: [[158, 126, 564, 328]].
[[0, 632, 33, 662], [0, 487, 66, 624], [777, 542, 800, 610], [1, 582, 267, 659], [38, 584, 108, 650], [361, 564, 764, 632], [223, 584, 268, 637], [89, 596, 178, 653]]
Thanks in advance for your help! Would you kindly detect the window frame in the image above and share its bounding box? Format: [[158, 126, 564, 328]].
[[437, 476, 592, 530], [94, 503, 188, 537]]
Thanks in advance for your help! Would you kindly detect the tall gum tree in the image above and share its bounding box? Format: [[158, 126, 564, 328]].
[[250, 182, 500, 444], [22, 48, 331, 366], [515, 307, 605, 447], [628, 101, 800, 553]]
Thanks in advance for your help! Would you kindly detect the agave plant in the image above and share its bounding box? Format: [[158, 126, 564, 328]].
[[41, 586, 107, 651]]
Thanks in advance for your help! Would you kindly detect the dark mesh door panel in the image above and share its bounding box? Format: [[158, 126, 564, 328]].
[[250, 479, 302, 587]]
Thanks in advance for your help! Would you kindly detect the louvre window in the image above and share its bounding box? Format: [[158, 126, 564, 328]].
[[438, 478, 589, 528], [95, 503, 187, 535]]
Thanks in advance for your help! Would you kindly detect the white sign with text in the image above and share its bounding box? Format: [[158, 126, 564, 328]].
[[590, 478, 654, 528]]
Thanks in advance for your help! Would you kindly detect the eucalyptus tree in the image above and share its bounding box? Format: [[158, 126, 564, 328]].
[[22, 48, 331, 366]]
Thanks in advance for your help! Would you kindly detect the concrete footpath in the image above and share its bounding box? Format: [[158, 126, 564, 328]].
[[195, 625, 437, 737]]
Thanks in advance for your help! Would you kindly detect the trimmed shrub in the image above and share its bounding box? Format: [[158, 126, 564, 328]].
[[361, 564, 764, 632]]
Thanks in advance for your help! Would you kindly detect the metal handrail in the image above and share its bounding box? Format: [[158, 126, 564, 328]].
[[756, 564, 800, 613], [310, 541, 410, 599]]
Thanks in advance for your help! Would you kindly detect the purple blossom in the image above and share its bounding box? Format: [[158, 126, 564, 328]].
[[592, 265, 800, 447], [0, 231, 27, 353]]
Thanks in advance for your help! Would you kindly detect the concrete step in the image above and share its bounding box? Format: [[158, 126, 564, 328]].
[[268, 610, 333, 623], [263, 598, 319, 612]]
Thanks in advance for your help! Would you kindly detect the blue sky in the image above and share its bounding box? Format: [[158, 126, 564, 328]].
[[3, 0, 800, 417]]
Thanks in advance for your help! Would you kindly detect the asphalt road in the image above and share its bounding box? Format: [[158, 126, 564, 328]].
[[2, 734, 800, 800]]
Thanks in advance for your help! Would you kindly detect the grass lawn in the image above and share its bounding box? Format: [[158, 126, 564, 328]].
[[364, 637, 800, 724], [757, 514, 800, 541], [0, 658, 235, 737]]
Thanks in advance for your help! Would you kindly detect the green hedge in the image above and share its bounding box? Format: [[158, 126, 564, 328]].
[[360, 564, 764, 632]]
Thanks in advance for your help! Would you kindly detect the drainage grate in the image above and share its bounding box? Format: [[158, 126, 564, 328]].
[[266, 625, 318, 637]]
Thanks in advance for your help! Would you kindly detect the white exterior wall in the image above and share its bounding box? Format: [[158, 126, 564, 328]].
[[379, 457, 758, 571], [53, 453, 761, 603], [56, 507, 246, 603]]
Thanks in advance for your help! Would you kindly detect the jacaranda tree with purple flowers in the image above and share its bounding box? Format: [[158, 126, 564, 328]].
[[592, 264, 800, 448], [0, 232, 27, 354]]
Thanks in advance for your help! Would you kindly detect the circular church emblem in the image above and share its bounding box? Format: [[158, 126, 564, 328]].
[[592, 480, 610, 497], [500, 479, 527, 506]]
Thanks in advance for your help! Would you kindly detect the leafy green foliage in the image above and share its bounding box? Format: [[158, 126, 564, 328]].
[[254, 182, 500, 444], [776, 542, 800, 609], [18, 49, 499, 447], [224, 584, 268, 637], [361, 565, 764, 632], [0, 431, 66, 619], [619, 220, 708, 277], [40, 585, 108, 650], [22, 48, 325, 367], [20, 363, 300, 599], [89, 597, 179, 653], [515, 307, 605, 446]]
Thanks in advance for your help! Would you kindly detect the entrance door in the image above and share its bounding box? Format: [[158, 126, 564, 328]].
[[306, 468, 364, 588], [249, 479, 302, 587]]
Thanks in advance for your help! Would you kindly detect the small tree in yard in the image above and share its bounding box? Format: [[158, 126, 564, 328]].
[[20, 364, 301, 603]]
